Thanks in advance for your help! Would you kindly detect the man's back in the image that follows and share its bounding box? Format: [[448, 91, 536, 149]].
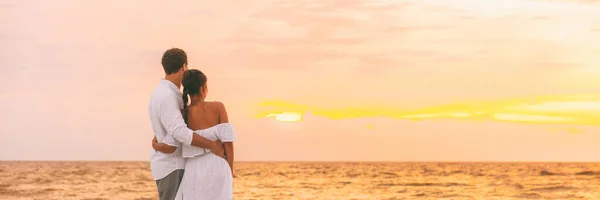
[[148, 79, 185, 181]]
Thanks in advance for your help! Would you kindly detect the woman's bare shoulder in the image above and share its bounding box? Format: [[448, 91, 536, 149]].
[[207, 101, 228, 123], [206, 101, 226, 108]]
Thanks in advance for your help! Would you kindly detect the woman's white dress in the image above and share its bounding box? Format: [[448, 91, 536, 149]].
[[173, 123, 236, 200]]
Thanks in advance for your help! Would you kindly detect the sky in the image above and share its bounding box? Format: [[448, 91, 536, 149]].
[[1, 0, 600, 162]]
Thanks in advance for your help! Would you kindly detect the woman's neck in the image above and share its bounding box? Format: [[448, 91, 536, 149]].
[[189, 95, 205, 105]]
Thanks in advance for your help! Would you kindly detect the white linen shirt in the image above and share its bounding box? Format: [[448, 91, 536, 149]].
[[148, 79, 194, 180]]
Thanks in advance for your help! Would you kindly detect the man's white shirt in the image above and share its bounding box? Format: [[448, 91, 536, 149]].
[[148, 79, 194, 180]]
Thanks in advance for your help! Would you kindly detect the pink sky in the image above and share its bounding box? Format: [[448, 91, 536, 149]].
[[2, 0, 600, 161]]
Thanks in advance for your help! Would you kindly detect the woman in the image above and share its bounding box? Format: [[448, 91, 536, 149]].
[[153, 69, 235, 200]]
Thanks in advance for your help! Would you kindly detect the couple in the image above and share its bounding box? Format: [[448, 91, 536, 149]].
[[148, 48, 236, 200]]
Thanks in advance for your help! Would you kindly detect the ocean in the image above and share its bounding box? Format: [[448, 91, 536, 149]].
[[1, 161, 599, 199]]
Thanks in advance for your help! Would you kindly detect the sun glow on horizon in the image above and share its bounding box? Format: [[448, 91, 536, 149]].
[[256, 94, 600, 125], [265, 112, 303, 122]]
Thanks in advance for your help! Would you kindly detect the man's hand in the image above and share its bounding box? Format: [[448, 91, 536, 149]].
[[211, 140, 225, 159]]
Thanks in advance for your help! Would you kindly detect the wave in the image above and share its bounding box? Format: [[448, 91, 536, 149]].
[[539, 170, 562, 176], [134, 198, 155, 200], [529, 186, 576, 192], [575, 171, 600, 176], [378, 182, 470, 187], [413, 193, 427, 197], [378, 172, 399, 177], [439, 194, 475, 199], [0, 187, 62, 196], [338, 181, 352, 185], [117, 186, 146, 193], [540, 170, 600, 176], [513, 192, 544, 199]]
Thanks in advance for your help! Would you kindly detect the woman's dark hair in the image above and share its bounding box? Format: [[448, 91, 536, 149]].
[[181, 69, 208, 123]]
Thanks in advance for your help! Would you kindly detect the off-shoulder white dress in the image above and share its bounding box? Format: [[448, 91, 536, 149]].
[[172, 123, 236, 200]]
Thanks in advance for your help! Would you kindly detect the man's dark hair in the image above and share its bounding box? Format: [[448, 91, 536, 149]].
[[161, 48, 188, 75]]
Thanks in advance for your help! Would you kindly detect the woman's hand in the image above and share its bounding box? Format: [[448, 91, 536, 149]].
[[152, 136, 177, 153], [152, 136, 157, 143], [152, 136, 159, 150]]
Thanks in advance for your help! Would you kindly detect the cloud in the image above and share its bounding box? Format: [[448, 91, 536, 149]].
[[382, 25, 456, 33], [262, 0, 412, 14], [548, 125, 585, 134], [0, 3, 14, 9], [492, 113, 576, 124], [531, 16, 551, 20], [561, 0, 600, 5], [191, 0, 457, 73], [188, 8, 215, 16], [255, 93, 600, 126]]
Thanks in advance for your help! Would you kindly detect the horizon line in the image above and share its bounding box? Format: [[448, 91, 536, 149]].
[[2, 160, 599, 163]]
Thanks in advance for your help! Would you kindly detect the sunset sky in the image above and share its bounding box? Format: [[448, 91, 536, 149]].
[[2, 0, 600, 161]]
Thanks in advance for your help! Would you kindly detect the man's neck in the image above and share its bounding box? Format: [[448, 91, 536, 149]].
[[164, 75, 181, 89]]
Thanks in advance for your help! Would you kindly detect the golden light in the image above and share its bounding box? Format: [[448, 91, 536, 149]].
[[492, 113, 576, 123], [266, 112, 303, 122], [256, 94, 600, 125], [509, 101, 600, 112]]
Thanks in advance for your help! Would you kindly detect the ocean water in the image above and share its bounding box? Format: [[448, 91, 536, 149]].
[[1, 162, 600, 200]]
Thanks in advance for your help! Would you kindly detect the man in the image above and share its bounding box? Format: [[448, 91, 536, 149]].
[[148, 48, 225, 200]]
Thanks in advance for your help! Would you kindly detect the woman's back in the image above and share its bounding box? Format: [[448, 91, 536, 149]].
[[187, 101, 227, 130]]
